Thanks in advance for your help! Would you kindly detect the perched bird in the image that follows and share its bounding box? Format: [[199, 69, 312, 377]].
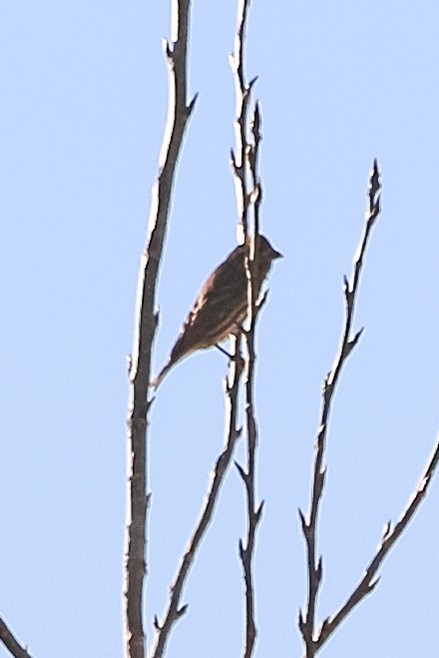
[[151, 234, 282, 389]]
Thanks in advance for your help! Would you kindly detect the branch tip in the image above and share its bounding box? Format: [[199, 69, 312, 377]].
[[257, 288, 269, 310], [235, 460, 246, 481], [316, 556, 323, 582], [298, 609, 305, 632], [369, 158, 381, 190], [345, 327, 364, 355], [248, 75, 259, 89], [163, 38, 172, 59], [187, 93, 199, 114], [254, 100, 261, 119], [320, 616, 330, 634], [382, 520, 392, 540], [256, 500, 265, 520], [372, 193, 382, 217], [369, 577, 380, 593]]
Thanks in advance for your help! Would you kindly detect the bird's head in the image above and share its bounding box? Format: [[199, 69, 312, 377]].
[[254, 234, 283, 262]]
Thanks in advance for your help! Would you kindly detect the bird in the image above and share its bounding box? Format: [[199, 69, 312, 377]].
[[150, 234, 282, 389]]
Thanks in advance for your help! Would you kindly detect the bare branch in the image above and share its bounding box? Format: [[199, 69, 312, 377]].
[[230, 2, 266, 657], [315, 434, 439, 650], [150, 369, 243, 658], [124, 1, 196, 656], [0, 616, 34, 658], [239, 101, 265, 658], [229, 0, 257, 244], [300, 161, 382, 658]]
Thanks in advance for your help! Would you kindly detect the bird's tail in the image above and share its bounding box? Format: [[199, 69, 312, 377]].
[[150, 361, 173, 390]]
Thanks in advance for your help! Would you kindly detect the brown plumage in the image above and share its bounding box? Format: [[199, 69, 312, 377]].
[[151, 234, 282, 389]]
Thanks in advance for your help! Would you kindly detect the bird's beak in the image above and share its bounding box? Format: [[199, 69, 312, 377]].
[[273, 248, 283, 259]]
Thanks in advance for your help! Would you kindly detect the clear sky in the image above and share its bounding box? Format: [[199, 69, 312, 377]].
[[1, 2, 438, 657]]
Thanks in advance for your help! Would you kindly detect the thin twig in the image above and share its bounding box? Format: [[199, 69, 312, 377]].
[[298, 160, 381, 658], [150, 373, 242, 658], [315, 434, 439, 650], [124, 1, 196, 657], [230, 0, 257, 244], [0, 616, 34, 658]]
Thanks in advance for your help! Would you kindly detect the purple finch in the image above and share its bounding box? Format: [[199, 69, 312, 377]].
[[151, 234, 282, 388]]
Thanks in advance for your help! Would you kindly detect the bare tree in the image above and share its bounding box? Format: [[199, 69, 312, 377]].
[[1, 2, 438, 658], [126, 0, 439, 654]]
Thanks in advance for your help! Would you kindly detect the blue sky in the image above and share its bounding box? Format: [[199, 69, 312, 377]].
[[1, 2, 438, 657]]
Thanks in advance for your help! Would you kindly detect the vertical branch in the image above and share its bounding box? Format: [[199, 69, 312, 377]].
[[230, 2, 264, 657], [230, 0, 257, 244], [298, 161, 382, 658], [124, 1, 197, 657], [238, 102, 265, 658]]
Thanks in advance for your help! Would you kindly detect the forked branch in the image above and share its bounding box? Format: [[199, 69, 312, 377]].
[[299, 161, 439, 657], [315, 435, 439, 649], [298, 161, 381, 658]]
